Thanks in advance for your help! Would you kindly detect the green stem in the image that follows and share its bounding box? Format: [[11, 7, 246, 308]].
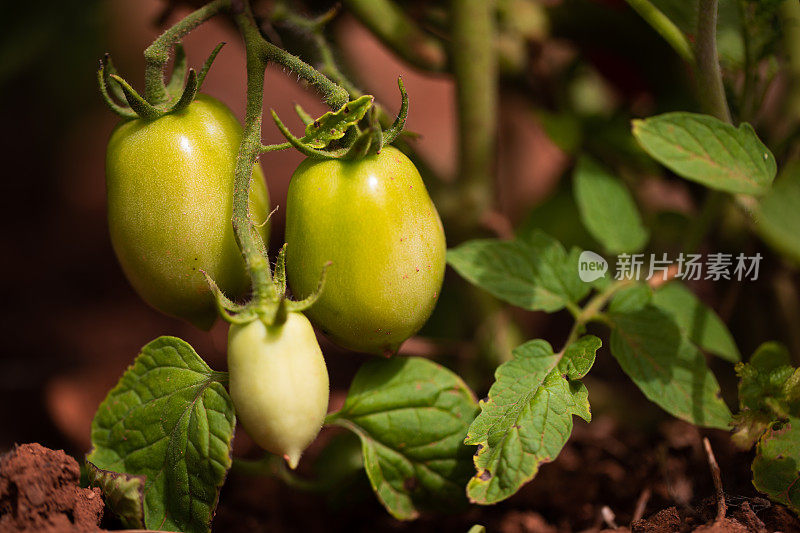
[[696, 0, 732, 123], [781, 0, 800, 119], [228, 0, 349, 302], [625, 0, 694, 64], [343, 0, 447, 71], [450, 0, 497, 233], [143, 0, 229, 105], [560, 279, 633, 352]]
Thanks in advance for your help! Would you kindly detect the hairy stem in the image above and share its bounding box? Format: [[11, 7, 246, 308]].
[[229, 0, 349, 302], [696, 0, 732, 123], [343, 0, 447, 71], [625, 0, 694, 64], [450, 0, 497, 233], [144, 0, 229, 105]]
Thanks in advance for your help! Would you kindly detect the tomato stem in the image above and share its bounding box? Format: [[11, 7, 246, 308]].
[[143, 0, 229, 105], [696, 0, 732, 124]]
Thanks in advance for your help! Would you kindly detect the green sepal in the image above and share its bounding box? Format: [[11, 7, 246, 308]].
[[271, 110, 348, 159], [294, 103, 314, 126], [165, 43, 188, 102], [169, 68, 198, 113], [381, 77, 409, 146], [286, 261, 331, 313], [110, 74, 162, 120], [273, 244, 288, 300], [197, 42, 225, 90], [344, 127, 376, 160], [97, 55, 136, 119], [367, 108, 383, 155]]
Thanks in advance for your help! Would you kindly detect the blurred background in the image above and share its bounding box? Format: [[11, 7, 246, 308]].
[[1, 0, 797, 530]]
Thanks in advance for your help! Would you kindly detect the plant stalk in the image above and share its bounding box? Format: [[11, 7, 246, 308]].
[[696, 0, 732, 123], [625, 0, 694, 64], [450, 0, 497, 233]]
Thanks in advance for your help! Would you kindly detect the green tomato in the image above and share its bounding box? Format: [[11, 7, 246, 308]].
[[106, 95, 269, 329], [285, 146, 446, 355], [227, 313, 329, 468]]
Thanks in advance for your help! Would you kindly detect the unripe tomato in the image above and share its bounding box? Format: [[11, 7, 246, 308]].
[[106, 95, 269, 329], [227, 313, 329, 468], [285, 146, 446, 355]]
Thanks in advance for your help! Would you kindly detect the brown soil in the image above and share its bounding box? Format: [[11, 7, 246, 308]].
[[0, 443, 104, 532]]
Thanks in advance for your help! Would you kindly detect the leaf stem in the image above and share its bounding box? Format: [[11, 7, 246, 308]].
[[624, 0, 694, 64], [561, 280, 633, 352], [696, 0, 732, 123], [143, 0, 229, 105]]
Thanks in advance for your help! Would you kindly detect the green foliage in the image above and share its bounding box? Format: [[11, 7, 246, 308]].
[[608, 306, 732, 429], [329, 356, 478, 520], [465, 337, 600, 504], [87, 337, 235, 533], [757, 166, 800, 264], [446, 230, 590, 313], [752, 417, 800, 514], [732, 343, 800, 448], [632, 112, 776, 195], [573, 155, 649, 254], [652, 281, 740, 362], [85, 463, 145, 529]]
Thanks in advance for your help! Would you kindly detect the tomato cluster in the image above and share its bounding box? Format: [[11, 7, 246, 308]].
[[106, 94, 445, 466]]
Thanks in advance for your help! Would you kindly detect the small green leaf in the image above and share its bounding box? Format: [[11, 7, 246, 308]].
[[757, 166, 800, 264], [447, 230, 590, 313], [632, 112, 776, 195], [87, 337, 235, 533], [608, 282, 652, 313], [465, 336, 601, 504], [573, 156, 649, 253], [732, 343, 800, 448], [302, 94, 373, 148], [652, 281, 740, 362], [330, 357, 478, 520], [752, 417, 800, 514], [85, 462, 145, 529], [609, 306, 732, 429]]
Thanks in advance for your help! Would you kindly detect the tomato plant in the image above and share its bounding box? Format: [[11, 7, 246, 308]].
[[285, 146, 446, 355], [106, 94, 269, 329], [51, 0, 800, 531]]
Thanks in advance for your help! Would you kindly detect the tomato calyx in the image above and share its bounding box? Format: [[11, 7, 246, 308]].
[[203, 242, 330, 329], [98, 41, 224, 120], [267, 77, 409, 161]]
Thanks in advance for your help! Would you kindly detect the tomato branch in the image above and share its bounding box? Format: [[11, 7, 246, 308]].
[[696, 0, 732, 124]]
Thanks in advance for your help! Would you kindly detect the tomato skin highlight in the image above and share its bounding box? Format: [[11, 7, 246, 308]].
[[285, 146, 446, 355], [105, 95, 269, 329], [227, 313, 329, 468]]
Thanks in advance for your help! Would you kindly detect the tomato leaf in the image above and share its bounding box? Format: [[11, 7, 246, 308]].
[[86, 336, 235, 533], [732, 343, 800, 448], [85, 462, 145, 529], [447, 230, 591, 313], [632, 112, 776, 195], [465, 336, 601, 504], [573, 156, 649, 254], [302, 94, 373, 148], [752, 417, 800, 514], [329, 356, 478, 520], [757, 165, 800, 264], [609, 306, 732, 429], [652, 281, 740, 362]]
